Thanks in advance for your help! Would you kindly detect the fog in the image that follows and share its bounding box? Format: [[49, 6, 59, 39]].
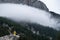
[[0, 3, 57, 28]]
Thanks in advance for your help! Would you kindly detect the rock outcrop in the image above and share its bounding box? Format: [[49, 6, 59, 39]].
[[0, 34, 20, 40], [0, 0, 49, 11]]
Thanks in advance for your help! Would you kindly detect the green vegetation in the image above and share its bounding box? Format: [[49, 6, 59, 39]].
[[0, 17, 59, 40], [56, 31, 60, 40]]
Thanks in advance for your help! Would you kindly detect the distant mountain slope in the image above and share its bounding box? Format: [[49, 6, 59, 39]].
[[0, 0, 49, 11], [0, 17, 57, 40], [50, 11, 60, 30]]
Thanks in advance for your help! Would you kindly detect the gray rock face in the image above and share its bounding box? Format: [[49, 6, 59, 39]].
[[0, 34, 20, 40], [0, 0, 49, 11]]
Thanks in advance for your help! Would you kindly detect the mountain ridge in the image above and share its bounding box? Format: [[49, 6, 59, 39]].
[[0, 0, 49, 11]]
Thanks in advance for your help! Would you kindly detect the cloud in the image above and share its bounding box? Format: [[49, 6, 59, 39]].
[[0, 3, 57, 28]]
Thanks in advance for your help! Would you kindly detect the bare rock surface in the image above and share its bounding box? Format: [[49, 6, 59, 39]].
[[0, 34, 20, 40], [0, 0, 49, 11]]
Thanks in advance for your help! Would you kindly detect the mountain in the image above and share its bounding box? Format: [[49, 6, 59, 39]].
[[50, 11, 60, 19], [0, 17, 58, 40], [0, 0, 49, 11], [50, 11, 60, 30], [0, 0, 59, 40]]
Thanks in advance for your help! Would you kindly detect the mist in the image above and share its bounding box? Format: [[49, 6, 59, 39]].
[[0, 3, 58, 28]]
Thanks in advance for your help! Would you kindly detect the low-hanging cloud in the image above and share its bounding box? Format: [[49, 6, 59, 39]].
[[0, 3, 57, 28]]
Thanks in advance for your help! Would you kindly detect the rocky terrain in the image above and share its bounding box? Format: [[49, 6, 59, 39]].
[[0, 0, 49, 11], [0, 34, 20, 40]]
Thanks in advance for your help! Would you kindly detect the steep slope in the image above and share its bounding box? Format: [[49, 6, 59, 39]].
[[0, 0, 49, 11], [50, 11, 60, 30], [0, 17, 57, 40]]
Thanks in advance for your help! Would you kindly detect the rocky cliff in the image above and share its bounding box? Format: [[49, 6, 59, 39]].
[[0, 0, 49, 11], [0, 34, 20, 40]]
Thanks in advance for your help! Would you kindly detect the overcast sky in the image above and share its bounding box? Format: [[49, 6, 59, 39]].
[[40, 0, 60, 14]]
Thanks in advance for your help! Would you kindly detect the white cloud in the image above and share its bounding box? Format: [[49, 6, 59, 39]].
[[0, 3, 57, 28]]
